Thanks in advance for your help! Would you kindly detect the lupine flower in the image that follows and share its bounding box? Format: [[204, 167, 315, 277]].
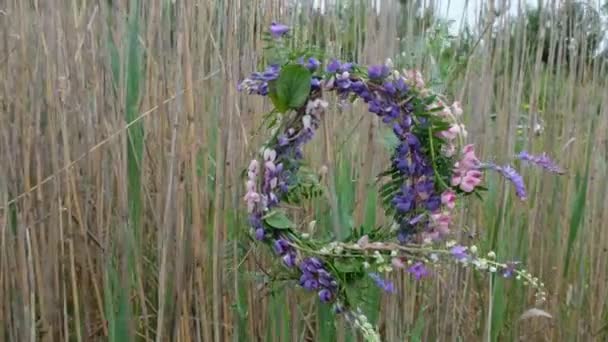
[[517, 151, 564, 174], [407, 262, 429, 280], [270, 22, 289, 38], [450, 245, 468, 261], [305, 57, 320, 71], [326, 59, 342, 73], [238, 65, 280, 95], [244, 180, 260, 212], [255, 228, 265, 241], [368, 273, 396, 293], [318, 289, 332, 302], [485, 163, 527, 200], [368, 64, 390, 80]]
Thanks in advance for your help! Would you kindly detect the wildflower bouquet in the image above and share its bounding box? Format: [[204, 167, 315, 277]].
[[238, 23, 562, 341]]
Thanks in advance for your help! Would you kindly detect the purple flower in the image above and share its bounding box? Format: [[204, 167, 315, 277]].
[[318, 289, 333, 302], [326, 59, 342, 73], [255, 228, 265, 241], [502, 261, 520, 278], [517, 151, 564, 174], [407, 262, 429, 280], [273, 239, 290, 255], [305, 57, 320, 71], [270, 22, 289, 38], [282, 252, 297, 268], [369, 273, 396, 293], [367, 64, 390, 80], [450, 245, 468, 261], [485, 163, 527, 200], [392, 187, 415, 213], [278, 134, 289, 146]]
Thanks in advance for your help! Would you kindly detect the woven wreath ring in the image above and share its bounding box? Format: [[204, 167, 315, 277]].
[[238, 22, 562, 341]]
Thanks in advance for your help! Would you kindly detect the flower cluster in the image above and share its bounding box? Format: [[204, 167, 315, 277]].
[[238, 22, 562, 341], [518, 150, 564, 174], [299, 257, 338, 302], [237, 64, 280, 96]]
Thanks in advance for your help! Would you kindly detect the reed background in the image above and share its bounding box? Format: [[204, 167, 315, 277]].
[[1, 0, 607, 341]]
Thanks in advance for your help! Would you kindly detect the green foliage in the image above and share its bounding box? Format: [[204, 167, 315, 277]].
[[270, 64, 313, 112], [263, 209, 296, 229]]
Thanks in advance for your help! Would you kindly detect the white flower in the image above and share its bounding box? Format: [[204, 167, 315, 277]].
[[263, 148, 276, 162], [487, 251, 496, 259], [302, 115, 312, 129], [385, 58, 394, 68]]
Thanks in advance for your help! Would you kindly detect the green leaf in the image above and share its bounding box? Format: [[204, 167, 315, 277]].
[[263, 210, 295, 229], [275, 64, 312, 111], [333, 259, 362, 274], [268, 81, 288, 113]]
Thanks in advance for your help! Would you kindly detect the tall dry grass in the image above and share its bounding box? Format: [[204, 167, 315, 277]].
[[1, 0, 607, 341]]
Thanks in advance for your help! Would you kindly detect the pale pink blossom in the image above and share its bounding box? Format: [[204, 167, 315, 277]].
[[441, 190, 456, 209], [452, 101, 463, 116]]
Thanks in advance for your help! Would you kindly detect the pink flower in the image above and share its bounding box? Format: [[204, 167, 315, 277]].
[[431, 212, 451, 235], [437, 124, 461, 140], [244, 180, 261, 213], [391, 257, 405, 269], [405, 69, 425, 88], [459, 170, 482, 192], [441, 190, 456, 209], [452, 101, 463, 116], [461, 144, 480, 169]]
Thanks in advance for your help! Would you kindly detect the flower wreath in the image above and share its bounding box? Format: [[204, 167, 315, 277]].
[[238, 23, 563, 341]]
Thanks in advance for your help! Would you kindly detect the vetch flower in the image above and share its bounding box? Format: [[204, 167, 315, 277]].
[[517, 151, 564, 174], [270, 22, 289, 38], [369, 273, 396, 293], [407, 262, 429, 280], [485, 163, 527, 200], [450, 245, 468, 261]]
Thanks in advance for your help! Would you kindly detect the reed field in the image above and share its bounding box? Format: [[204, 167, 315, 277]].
[[1, 0, 607, 341]]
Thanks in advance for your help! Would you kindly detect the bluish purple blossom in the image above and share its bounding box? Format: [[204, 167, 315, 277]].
[[450, 245, 468, 261], [238, 65, 280, 96], [407, 262, 429, 280], [369, 273, 396, 293], [299, 257, 337, 302], [326, 59, 342, 73], [517, 151, 564, 174], [367, 64, 390, 80], [270, 22, 289, 38], [485, 163, 527, 200]]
